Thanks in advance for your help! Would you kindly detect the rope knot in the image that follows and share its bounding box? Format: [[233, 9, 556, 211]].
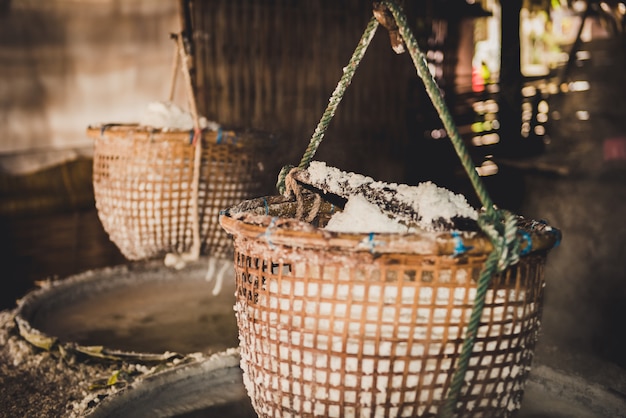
[[477, 209, 520, 272], [373, 2, 406, 53], [276, 164, 295, 195]]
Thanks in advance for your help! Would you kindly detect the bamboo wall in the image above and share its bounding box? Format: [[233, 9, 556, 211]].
[[187, 0, 418, 183]]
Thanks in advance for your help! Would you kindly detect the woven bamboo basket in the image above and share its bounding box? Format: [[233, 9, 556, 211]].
[[219, 194, 560, 418], [88, 124, 276, 260]]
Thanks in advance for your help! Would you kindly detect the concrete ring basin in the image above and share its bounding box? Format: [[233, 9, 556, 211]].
[[14, 257, 239, 361]]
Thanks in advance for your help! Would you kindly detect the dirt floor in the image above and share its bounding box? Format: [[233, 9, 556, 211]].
[[1, 309, 115, 417], [0, 308, 213, 418]]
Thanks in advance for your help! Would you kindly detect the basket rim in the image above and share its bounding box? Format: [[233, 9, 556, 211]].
[[219, 195, 561, 257], [87, 123, 278, 148]]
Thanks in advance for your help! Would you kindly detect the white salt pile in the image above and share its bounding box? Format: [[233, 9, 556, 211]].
[[325, 195, 410, 233], [301, 161, 477, 233], [139, 101, 219, 131]]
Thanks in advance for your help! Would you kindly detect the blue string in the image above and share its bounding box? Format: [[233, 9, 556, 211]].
[[531, 220, 561, 248], [258, 217, 278, 249], [188, 130, 194, 145], [364, 232, 382, 253], [452, 231, 471, 256], [218, 130, 238, 145], [262, 197, 270, 215], [518, 230, 533, 256]]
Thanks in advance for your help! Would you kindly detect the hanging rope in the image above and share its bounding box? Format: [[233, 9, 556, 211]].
[[379, 1, 494, 214], [168, 33, 181, 102], [438, 210, 520, 417], [277, 16, 380, 194], [164, 32, 203, 269], [375, 2, 525, 416]]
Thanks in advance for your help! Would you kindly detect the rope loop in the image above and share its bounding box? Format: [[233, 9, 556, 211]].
[[477, 208, 521, 272]]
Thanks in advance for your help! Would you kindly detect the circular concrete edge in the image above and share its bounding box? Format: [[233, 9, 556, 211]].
[[85, 348, 245, 418], [525, 363, 626, 418], [82, 349, 626, 418], [13, 258, 216, 361]]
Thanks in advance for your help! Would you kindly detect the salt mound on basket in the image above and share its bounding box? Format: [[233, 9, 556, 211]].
[[139, 101, 219, 131], [292, 161, 478, 233]]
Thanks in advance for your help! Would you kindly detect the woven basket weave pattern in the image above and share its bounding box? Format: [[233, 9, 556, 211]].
[[230, 234, 545, 417], [91, 125, 272, 260]]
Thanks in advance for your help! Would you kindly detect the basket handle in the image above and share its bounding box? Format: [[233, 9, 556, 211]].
[[168, 32, 203, 145], [162, 30, 204, 266]]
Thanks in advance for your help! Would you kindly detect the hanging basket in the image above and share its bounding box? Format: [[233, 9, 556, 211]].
[[219, 194, 559, 417], [88, 124, 277, 260], [219, 1, 561, 416]]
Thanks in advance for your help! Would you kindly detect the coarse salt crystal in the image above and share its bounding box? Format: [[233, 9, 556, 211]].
[[139, 101, 218, 131], [305, 161, 477, 233], [325, 195, 410, 234]]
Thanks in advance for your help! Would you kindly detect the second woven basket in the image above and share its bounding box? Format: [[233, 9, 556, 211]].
[[89, 124, 276, 260]]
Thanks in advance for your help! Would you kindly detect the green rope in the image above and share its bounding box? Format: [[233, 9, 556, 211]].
[[439, 249, 499, 416], [439, 210, 520, 417], [381, 1, 494, 215], [378, 2, 523, 416], [276, 16, 380, 194]]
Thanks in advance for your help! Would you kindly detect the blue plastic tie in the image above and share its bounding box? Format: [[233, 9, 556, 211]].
[[549, 227, 562, 247], [218, 130, 238, 145], [452, 231, 470, 256], [188, 130, 194, 145], [518, 230, 533, 256], [365, 232, 380, 253], [259, 217, 278, 249]]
